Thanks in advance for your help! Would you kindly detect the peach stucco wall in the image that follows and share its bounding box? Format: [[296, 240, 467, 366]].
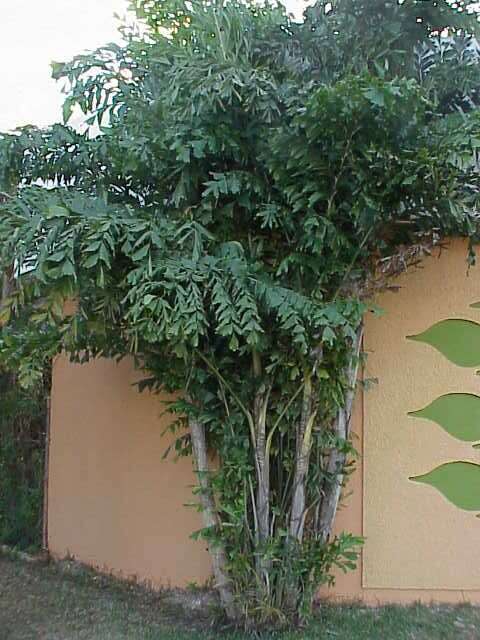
[[48, 356, 212, 587], [48, 239, 480, 602], [332, 239, 480, 603]]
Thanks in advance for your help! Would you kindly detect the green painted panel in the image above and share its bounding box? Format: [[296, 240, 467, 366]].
[[407, 319, 480, 367], [470, 302, 480, 309], [408, 393, 480, 442], [410, 461, 480, 511]]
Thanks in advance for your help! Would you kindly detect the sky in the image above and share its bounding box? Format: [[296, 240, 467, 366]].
[[0, 0, 129, 131], [0, 0, 306, 132]]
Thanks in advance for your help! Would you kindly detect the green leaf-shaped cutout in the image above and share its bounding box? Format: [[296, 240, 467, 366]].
[[408, 393, 480, 442], [407, 319, 480, 367], [471, 302, 480, 309], [410, 461, 480, 511]]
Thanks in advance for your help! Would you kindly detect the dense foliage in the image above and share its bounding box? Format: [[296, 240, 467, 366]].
[[1, 0, 480, 626], [0, 373, 46, 550]]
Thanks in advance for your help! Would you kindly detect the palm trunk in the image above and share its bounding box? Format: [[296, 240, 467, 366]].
[[0, 266, 13, 325], [252, 351, 271, 586], [317, 324, 363, 542], [289, 372, 317, 541], [188, 413, 237, 619], [284, 371, 318, 612], [254, 386, 270, 546]]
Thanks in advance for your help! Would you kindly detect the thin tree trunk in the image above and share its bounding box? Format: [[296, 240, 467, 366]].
[[317, 324, 363, 543], [289, 372, 317, 541], [2, 271, 11, 301], [1, 266, 13, 324], [252, 351, 271, 584], [188, 412, 237, 619], [254, 385, 270, 546], [284, 371, 318, 613]]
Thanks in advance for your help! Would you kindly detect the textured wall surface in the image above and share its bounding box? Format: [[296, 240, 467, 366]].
[[362, 239, 480, 592], [330, 239, 480, 602], [48, 356, 211, 588], [48, 240, 480, 600]]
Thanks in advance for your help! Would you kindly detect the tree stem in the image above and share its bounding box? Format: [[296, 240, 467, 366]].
[[188, 409, 237, 619], [289, 372, 316, 541], [317, 324, 363, 542]]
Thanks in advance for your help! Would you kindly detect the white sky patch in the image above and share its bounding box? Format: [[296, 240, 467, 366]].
[[0, 0, 315, 132], [0, 0, 129, 131]]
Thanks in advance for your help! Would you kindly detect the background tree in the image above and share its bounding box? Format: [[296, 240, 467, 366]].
[[0, 0, 480, 626]]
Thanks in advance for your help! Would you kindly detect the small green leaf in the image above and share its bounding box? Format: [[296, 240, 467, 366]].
[[410, 461, 480, 511], [407, 319, 480, 367], [82, 254, 99, 268], [51, 61, 65, 79], [363, 86, 385, 107], [61, 261, 76, 278], [62, 97, 74, 125], [47, 251, 66, 263], [143, 294, 156, 306], [322, 326, 336, 344], [409, 393, 480, 442], [132, 245, 150, 261], [191, 140, 206, 159], [46, 205, 69, 219]]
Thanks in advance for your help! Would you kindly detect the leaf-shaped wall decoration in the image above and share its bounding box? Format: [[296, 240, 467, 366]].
[[408, 393, 480, 442], [410, 461, 480, 511], [470, 302, 480, 309], [407, 319, 480, 367]]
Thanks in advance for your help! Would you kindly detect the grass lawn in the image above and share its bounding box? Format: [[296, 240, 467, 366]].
[[1, 552, 479, 639]]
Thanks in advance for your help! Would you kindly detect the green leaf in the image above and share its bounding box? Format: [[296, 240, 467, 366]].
[[363, 86, 385, 107], [410, 461, 480, 511], [191, 140, 206, 159], [409, 393, 480, 442], [62, 97, 75, 125], [46, 205, 69, 219], [82, 254, 99, 268], [132, 245, 150, 261], [143, 294, 156, 306], [407, 319, 480, 367], [322, 326, 336, 345], [51, 61, 65, 79], [61, 261, 76, 278], [47, 251, 66, 263]]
